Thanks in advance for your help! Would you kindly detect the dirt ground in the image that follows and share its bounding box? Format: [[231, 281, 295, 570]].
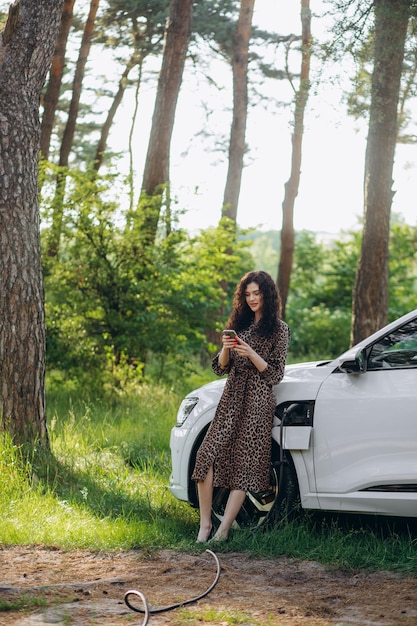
[[0, 545, 416, 626]]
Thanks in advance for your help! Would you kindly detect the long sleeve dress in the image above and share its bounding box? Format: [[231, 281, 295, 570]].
[[192, 320, 290, 492]]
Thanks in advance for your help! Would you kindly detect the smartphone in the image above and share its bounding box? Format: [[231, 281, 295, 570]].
[[223, 329, 237, 338]]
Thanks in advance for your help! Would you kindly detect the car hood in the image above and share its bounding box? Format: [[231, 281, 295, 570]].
[[276, 359, 335, 399], [186, 359, 334, 403]]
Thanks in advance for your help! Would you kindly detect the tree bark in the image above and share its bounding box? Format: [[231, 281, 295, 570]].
[[351, 0, 410, 344], [140, 0, 193, 245], [0, 0, 63, 447], [277, 0, 311, 319], [221, 0, 255, 223], [40, 0, 76, 161], [60, 0, 99, 167], [47, 0, 99, 259]]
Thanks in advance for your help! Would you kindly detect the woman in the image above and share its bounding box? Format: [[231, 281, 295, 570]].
[[192, 270, 290, 542]]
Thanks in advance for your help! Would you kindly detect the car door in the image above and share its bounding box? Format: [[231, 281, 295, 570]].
[[312, 316, 417, 516]]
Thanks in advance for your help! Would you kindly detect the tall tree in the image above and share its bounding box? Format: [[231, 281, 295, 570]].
[[40, 0, 76, 161], [60, 0, 99, 166], [92, 0, 168, 173], [47, 0, 99, 258], [277, 0, 311, 318], [351, 0, 410, 343], [0, 0, 63, 447], [221, 0, 255, 223], [139, 0, 193, 246]]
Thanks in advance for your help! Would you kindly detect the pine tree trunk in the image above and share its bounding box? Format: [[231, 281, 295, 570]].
[[222, 0, 255, 223], [351, 0, 410, 344], [40, 0, 76, 161], [278, 0, 311, 319], [140, 0, 193, 245], [60, 0, 99, 167], [47, 0, 99, 258], [0, 0, 63, 447]]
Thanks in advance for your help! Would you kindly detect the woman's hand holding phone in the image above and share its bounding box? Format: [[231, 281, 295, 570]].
[[222, 329, 238, 348], [220, 330, 263, 370]]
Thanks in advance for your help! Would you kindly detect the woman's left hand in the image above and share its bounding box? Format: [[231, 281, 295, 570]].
[[234, 337, 268, 372], [234, 336, 255, 359]]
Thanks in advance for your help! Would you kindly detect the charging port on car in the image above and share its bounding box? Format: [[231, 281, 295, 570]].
[[275, 401, 315, 426]]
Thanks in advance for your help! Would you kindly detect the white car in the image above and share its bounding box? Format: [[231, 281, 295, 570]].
[[169, 309, 417, 528]]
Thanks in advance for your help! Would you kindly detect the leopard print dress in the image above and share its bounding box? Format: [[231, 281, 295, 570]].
[[192, 321, 290, 492]]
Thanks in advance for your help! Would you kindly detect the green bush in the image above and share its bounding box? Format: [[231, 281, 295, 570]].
[[287, 306, 352, 361]]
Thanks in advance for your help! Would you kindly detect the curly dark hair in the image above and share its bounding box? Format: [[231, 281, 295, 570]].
[[226, 270, 282, 337]]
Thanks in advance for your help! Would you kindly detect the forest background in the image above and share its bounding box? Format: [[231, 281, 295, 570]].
[[1, 5, 417, 594], [0, 0, 417, 447]]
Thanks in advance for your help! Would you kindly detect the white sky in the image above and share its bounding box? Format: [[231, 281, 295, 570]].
[[2, 0, 414, 235], [108, 0, 417, 235]]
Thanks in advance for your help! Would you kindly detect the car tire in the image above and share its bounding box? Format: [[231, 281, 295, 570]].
[[210, 441, 299, 531]]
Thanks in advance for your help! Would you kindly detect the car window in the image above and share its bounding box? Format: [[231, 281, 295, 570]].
[[368, 318, 417, 370]]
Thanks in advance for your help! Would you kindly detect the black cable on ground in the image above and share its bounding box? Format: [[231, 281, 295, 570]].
[[124, 549, 221, 625], [124, 590, 149, 626]]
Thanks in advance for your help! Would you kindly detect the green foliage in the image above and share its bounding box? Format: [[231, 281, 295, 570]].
[[389, 218, 417, 318], [42, 169, 252, 389], [42, 166, 417, 380], [96, 0, 168, 44], [192, 0, 240, 54], [285, 230, 358, 359], [345, 31, 374, 120], [239, 229, 280, 278], [334, 7, 417, 143], [288, 306, 352, 360], [282, 223, 417, 360]]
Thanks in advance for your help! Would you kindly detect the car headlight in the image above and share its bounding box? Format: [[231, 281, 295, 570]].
[[176, 396, 199, 427]]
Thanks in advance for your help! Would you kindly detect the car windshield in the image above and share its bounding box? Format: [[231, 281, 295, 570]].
[[368, 318, 417, 368]]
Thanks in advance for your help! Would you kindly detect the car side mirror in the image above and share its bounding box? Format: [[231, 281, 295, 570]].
[[337, 348, 367, 374]]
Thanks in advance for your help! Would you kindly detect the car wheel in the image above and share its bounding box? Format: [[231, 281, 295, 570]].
[[210, 442, 299, 531]]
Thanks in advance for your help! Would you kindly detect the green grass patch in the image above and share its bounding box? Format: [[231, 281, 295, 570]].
[[219, 515, 417, 574], [0, 595, 48, 612], [177, 605, 277, 624], [0, 379, 416, 574]]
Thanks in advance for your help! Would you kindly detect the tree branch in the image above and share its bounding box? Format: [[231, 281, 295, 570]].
[[2, 1, 20, 45]]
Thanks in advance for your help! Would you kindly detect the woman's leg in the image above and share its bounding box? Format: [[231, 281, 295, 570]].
[[196, 465, 214, 542], [213, 489, 246, 541]]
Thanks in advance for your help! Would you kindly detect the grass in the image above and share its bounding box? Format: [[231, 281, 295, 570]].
[[0, 378, 416, 575], [176, 606, 278, 625], [231, 513, 417, 573], [0, 384, 199, 550], [0, 595, 48, 612]]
